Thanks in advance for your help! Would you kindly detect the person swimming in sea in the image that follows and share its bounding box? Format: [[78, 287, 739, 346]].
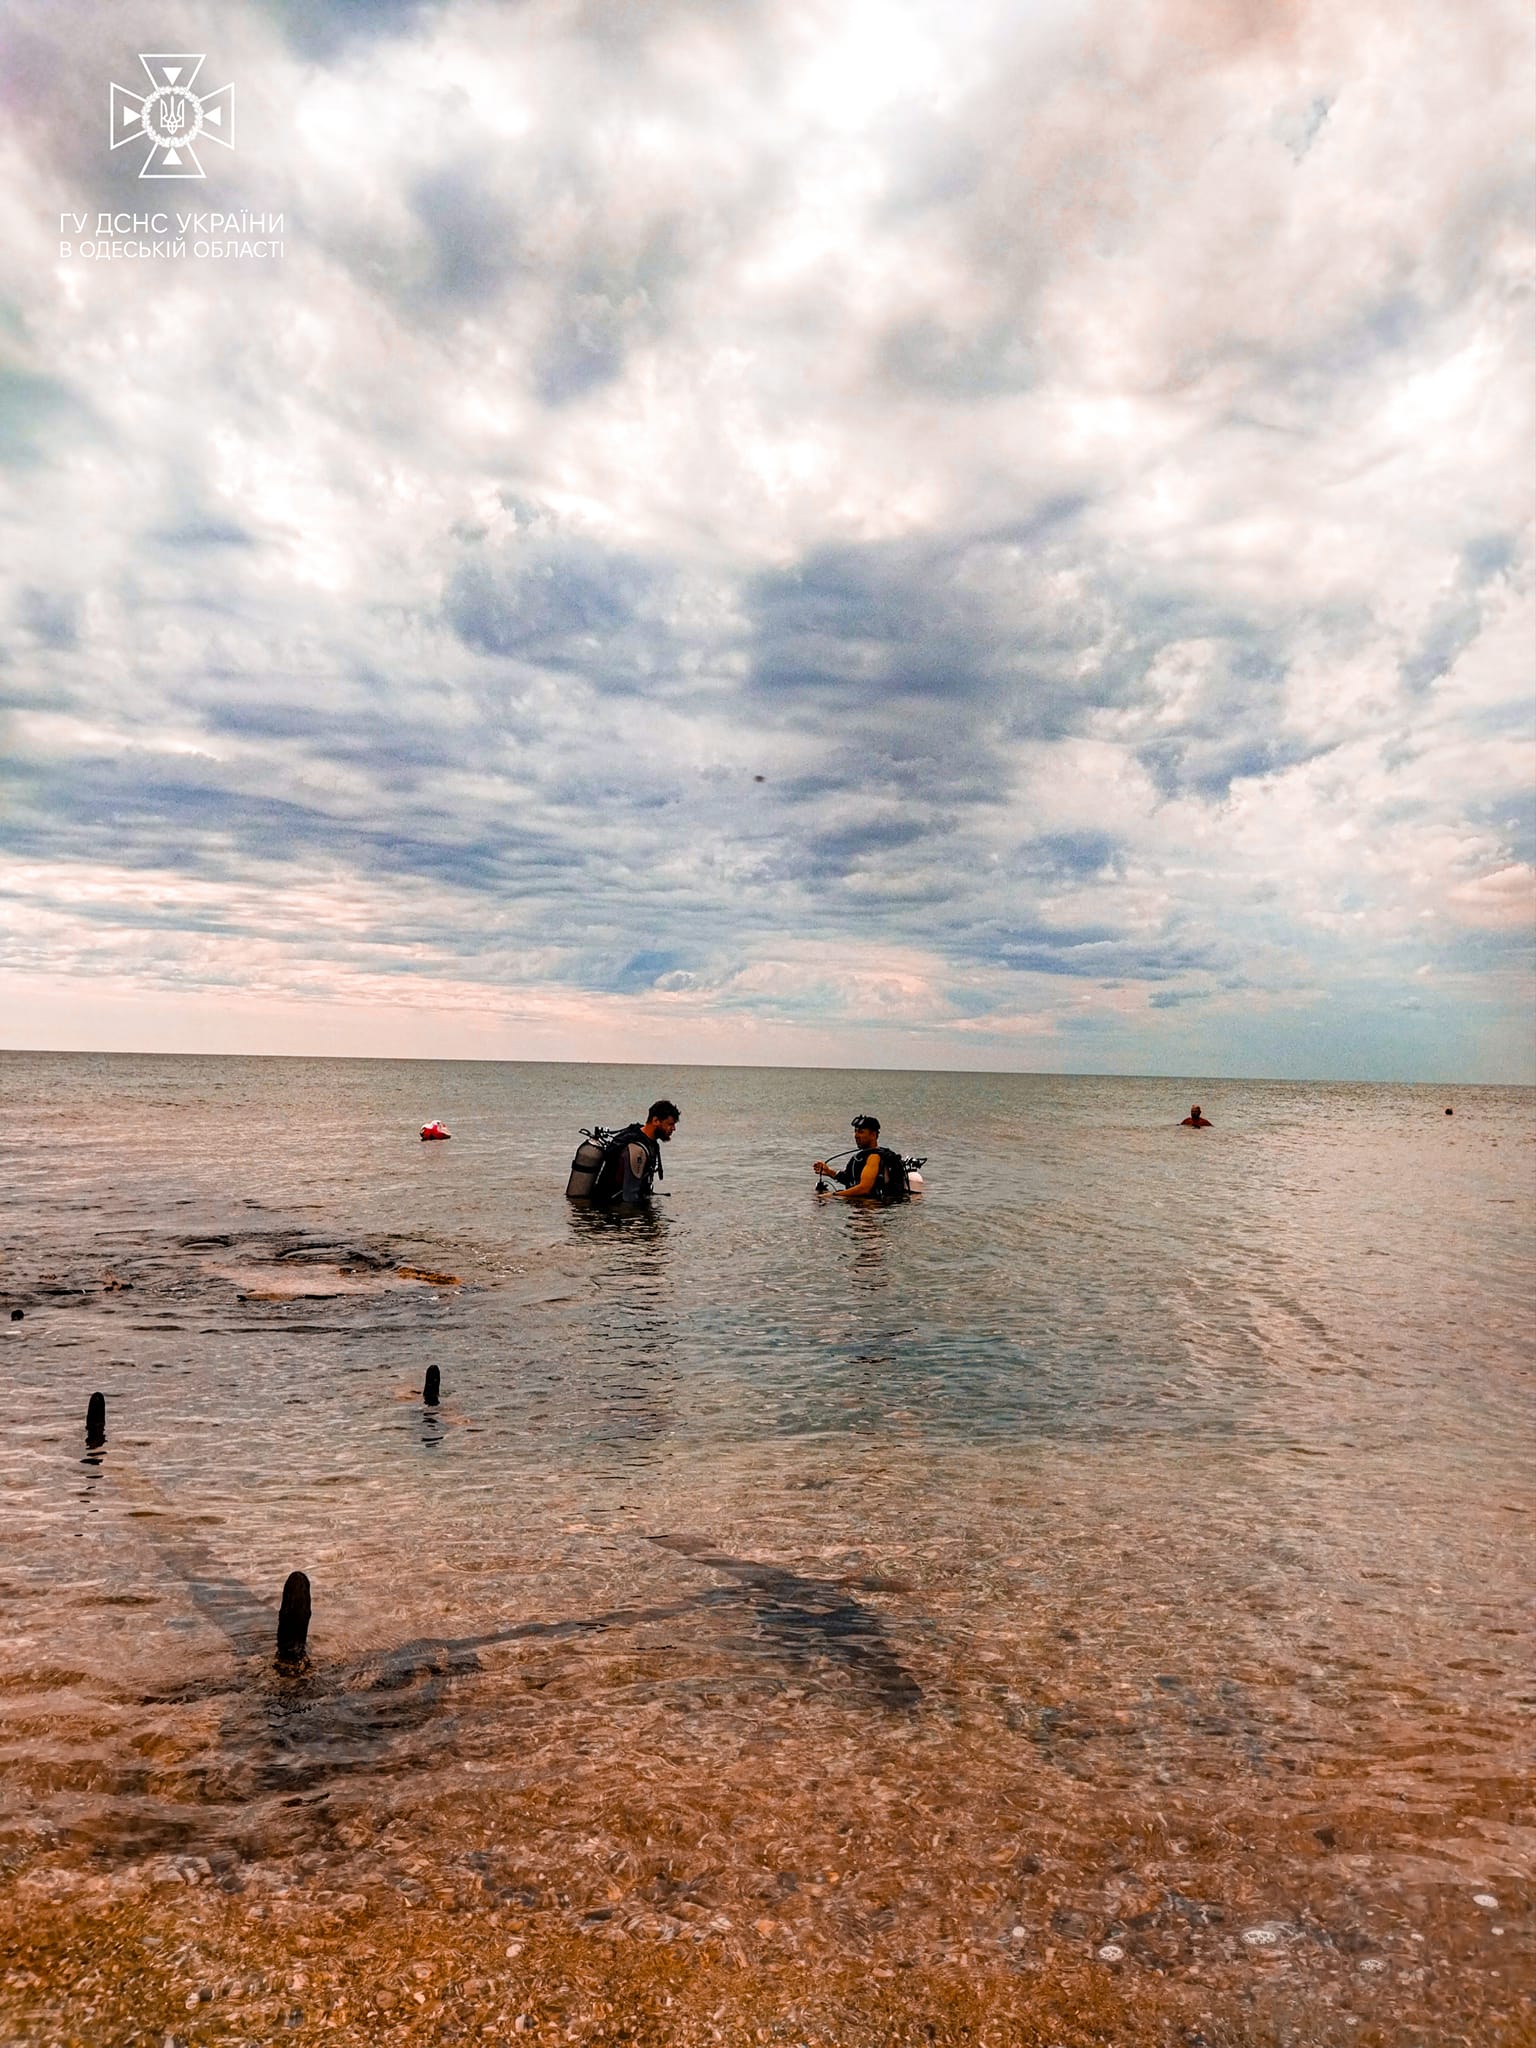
[[1181, 1105, 1212, 1127]]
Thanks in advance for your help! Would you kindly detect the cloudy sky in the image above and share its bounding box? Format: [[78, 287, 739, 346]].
[[1, 0, 1531, 1078]]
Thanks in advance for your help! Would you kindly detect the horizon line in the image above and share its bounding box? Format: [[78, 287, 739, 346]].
[[0, 1045, 1526, 1089]]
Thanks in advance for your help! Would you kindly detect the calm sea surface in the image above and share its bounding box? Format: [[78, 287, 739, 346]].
[[1, 1054, 1532, 2040]]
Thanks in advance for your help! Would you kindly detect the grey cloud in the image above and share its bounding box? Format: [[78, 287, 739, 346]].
[[1481, 792, 1535, 871], [536, 291, 634, 405], [0, 369, 91, 469], [1400, 596, 1482, 695], [982, 930, 1219, 982], [806, 814, 937, 867], [878, 315, 1035, 399], [444, 533, 671, 690], [153, 513, 256, 551], [1399, 533, 1522, 694], [1119, 631, 1333, 803], [570, 0, 765, 47], [309, 67, 711, 373], [777, 708, 1016, 812], [1014, 831, 1125, 880], [0, 747, 576, 900], [764, 805, 967, 895], [409, 166, 528, 308], [752, 525, 1324, 818], [1139, 729, 1326, 804], [256, 0, 444, 57], [746, 514, 1104, 734], [1463, 532, 1518, 584], [533, 216, 698, 403], [200, 695, 465, 780], [0, 678, 59, 711], [15, 587, 79, 649]]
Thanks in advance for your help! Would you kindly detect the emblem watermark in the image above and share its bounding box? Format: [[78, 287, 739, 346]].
[[55, 55, 276, 263], [110, 54, 233, 179]]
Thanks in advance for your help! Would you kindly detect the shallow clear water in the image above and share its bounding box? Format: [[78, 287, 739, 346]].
[[1, 1054, 1532, 2033]]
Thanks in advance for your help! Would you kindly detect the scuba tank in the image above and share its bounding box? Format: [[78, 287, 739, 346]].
[[565, 1126, 614, 1202]]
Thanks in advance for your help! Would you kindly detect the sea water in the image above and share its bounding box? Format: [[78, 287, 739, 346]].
[[1, 1055, 1531, 2038]]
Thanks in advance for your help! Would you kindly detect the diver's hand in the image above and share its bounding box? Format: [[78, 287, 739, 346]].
[[813, 1161, 831, 1176]]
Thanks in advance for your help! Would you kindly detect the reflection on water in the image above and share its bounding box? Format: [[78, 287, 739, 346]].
[[0, 1056, 1531, 2040], [566, 1204, 680, 1453]]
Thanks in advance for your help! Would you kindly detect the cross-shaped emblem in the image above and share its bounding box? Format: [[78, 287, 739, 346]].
[[110, 54, 234, 179]]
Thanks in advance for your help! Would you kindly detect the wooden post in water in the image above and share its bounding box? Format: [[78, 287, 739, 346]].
[[86, 1391, 106, 1446], [276, 1571, 311, 1662], [423, 1364, 441, 1405]]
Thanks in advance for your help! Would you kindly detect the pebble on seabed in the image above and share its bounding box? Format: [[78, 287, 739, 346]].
[[1472, 1894, 1499, 1908], [1096, 1944, 1124, 1963]]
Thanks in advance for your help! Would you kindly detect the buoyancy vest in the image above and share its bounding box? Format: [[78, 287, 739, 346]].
[[590, 1123, 662, 1206], [836, 1146, 910, 1202]]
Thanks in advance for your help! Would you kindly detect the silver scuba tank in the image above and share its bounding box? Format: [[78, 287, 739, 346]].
[[565, 1128, 612, 1202]]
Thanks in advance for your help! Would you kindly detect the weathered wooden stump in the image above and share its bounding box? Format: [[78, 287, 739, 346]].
[[276, 1570, 311, 1662]]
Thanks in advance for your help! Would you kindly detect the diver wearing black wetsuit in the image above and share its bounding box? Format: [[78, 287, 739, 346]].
[[593, 1100, 680, 1205], [815, 1115, 908, 1202]]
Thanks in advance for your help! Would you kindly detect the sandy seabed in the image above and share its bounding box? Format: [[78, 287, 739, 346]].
[[4, 1712, 1529, 2048], [4, 1428, 1531, 2046], [3, 1879, 1529, 2048]]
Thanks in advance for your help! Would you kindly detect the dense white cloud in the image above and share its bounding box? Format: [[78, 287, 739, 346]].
[[0, 0, 1531, 1077]]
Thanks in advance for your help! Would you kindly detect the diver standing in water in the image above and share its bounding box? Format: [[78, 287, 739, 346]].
[[568, 1100, 681, 1207], [814, 1115, 911, 1202]]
